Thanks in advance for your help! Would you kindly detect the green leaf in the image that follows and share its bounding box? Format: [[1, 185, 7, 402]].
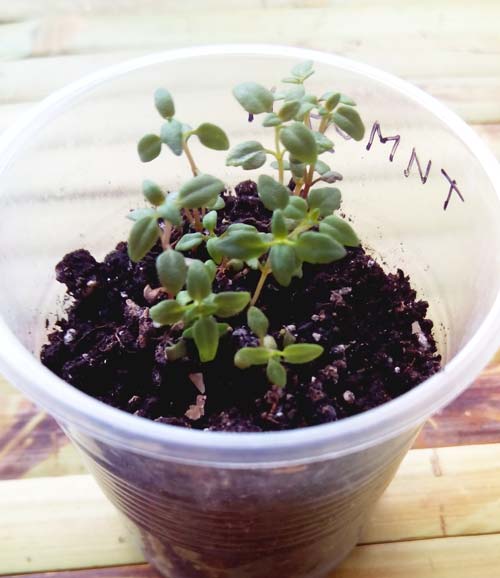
[[154, 88, 175, 119], [160, 119, 183, 156], [228, 259, 244, 272], [176, 232, 204, 252], [320, 170, 343, 184], [156, 249, 187, 296], [313, 131, 334, 153], [291, 60, 314, 81], [186, 260, 212, 301], [294, 101, 315, 121], [307, 187, 341, 216], [282, 343, 323, 364], [216, 230, 269, 261], [257, 175, 290, 211], [165, 340, 187, 361], [150, 299, 185, 325], [284, 85, 306, 100], [138, 134, 162, 162], [325, 92, 341, 111], [127, 207, 156, 222], [217, 322, 231, 336], [282, 76, 302, 85], [246, 257, 260, 270], [234, 347, 272, 369], [271, 210, 288, 239], [227, 223, 259, 233], [213, 291, 251, 318], [296, 231, 346, 264], [283, 196, 308, 220], [289, 156, 306, 179], [142, 179, 165, 206], [247, 306, 269, 338], [208, 195, 225, 210], [280, 123, 317, 164], [202, 210, 217, 233], [266, 358, 286, 387], [262, 113, 282, 127], [204, 260, 217, 281], [192, 316, 219, 362], [270, 244, 296, 287], [340, 94, 357, 106], [315, 160, 331, 175], [331, 106, 365, 141], [233, 82, 274, 114], [206, 237, 223, 264], [195, 123, 230, 151], [176, 290, 192, 306], [226, 141, 266, 170], [127, 215, 159, 262], [177, 174, 225, 209], [278, 100, 301, 121], [157, 200, 182, 226], [320, 215, 360, 247]]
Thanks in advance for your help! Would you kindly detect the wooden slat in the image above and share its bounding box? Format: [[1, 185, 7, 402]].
[[0, 1, 499, 79], [7, 534, 500, 578], [2, 443, 500, 574]]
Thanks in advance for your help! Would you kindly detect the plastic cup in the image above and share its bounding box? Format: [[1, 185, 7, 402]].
[[0, 45, 499, 578]]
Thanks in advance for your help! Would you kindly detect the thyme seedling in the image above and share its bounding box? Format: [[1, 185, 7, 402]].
[[234, 307, 323, 387], [127, 61, 364, 370]]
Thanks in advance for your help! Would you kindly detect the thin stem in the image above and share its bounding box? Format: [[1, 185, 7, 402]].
[[183, 208, 195, 226], [318, 115, 330, 134], [274, 127, 285, 185], [192, 208, 203, 232], [251, 258, 271, 306], [304, 111, 312, 129], [161, 222, 172, 250], [301, 163, 315, 198], [182, 139, 200, 176], [293, 178, 303, 196]]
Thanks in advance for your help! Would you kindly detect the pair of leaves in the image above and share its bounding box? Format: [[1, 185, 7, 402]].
[[282, 60, 315, 84], [215, 225, 270, 262], [177, 174, 225, 209], [151, 260, 250, 361], [226, 141, 266, 170], [235, 343, 323, 368]]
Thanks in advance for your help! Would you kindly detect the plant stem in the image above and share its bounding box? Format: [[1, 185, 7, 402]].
[[304, 111, 312, 129], [319, 115, 330, 134], [161, 222, 172, 249], [251, 258, 271, 306], [182, 140, 200, 176], [192, 208, 203, 231], [301, 163, 315, 198], [183, 208, 195, 226], [274, 127, 285, 184], [293, 178, 303, 196]]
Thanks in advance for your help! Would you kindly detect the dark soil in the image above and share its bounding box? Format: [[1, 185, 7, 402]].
[[41, 180, 441, 431]]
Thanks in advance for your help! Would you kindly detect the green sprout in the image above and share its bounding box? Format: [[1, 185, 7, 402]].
[[150, 259, 250, 362], [234, 307, 323, 387], [226, 59, 364, 196], [126, 60, 364, 371]]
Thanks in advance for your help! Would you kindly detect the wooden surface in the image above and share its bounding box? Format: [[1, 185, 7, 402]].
[[1, 1, 500, 576]]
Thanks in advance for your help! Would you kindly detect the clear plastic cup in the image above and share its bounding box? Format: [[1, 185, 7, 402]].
[[0, 45, 499, 578]]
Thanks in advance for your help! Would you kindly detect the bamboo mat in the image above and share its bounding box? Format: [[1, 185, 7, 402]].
[[1, 1, 500, 576]]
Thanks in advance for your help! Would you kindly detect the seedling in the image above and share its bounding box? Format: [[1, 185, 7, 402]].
[[234, 307, 323, 387], [127, 61, 364, 371], [150, 259, 250, 362]]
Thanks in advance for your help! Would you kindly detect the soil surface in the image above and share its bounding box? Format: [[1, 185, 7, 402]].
[[41, 180, 441, 431]]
